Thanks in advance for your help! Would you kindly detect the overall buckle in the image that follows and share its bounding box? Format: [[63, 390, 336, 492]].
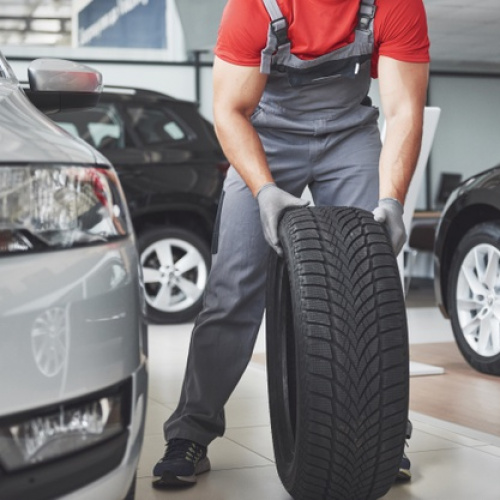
[[358, 3, 376, 31], [271, 17, 290, 46]]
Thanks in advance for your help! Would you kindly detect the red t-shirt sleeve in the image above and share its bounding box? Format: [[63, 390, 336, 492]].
[[374, 0, 430, 64], [214, 0, 267, 66]]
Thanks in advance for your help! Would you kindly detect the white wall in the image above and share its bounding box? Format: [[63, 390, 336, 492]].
[[428, 75, 500, 207]]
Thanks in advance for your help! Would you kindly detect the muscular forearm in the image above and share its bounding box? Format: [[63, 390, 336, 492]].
[[214, 110, 273, 197], [379, 111, 424, 204], [378, 57, 429, 205], [213, 57, 272, 197]]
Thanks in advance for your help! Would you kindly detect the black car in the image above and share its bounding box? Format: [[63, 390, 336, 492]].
[[434, 164, 500, 375], [52, 86, 228, 324]]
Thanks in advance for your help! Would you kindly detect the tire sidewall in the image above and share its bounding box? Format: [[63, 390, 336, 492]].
[[266, 240, 308, 493], [137, 227, 211, 324], [448, 222, 500, 374]]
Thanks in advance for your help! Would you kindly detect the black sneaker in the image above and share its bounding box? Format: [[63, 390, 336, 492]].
[[397, 420, 413, 481], [152, 438, 211, 488], [397, 452, 412, 481]]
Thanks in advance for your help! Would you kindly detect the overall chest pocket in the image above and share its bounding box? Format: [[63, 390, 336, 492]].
[[277, 53, 371, 88]]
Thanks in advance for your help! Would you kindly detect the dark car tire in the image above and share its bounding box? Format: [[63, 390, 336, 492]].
[[448, 222, 500, 375], [138, 227, 211, 324], [266, 207, 409, 500]]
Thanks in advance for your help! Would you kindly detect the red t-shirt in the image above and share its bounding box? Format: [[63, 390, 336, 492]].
[[215, 0, 430, 78]]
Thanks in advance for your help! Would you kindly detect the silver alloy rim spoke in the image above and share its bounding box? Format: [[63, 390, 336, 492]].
[[491, 318, 500, 353], [456, 243, 500, 357], [462, 262, 484, 296], [142, 267, 162, 283], [477, 319, 491, 355], [457, 298, 482, 310], [176, 276, 201, 303], [175, 248, 201, 275], [484, 247, 499, 290], [153, 240, 174, 268], [154, 282, 173, 309]]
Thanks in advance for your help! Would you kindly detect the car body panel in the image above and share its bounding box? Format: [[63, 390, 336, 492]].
[[434, 165, 500, 316], [0, 81, 98, 165], [0, 238, 145, 414]]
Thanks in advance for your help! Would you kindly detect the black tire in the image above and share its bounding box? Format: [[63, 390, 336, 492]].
[[266, 206, 409, 500], [448, 222, 500, 375], [138, 227, 211, 324]]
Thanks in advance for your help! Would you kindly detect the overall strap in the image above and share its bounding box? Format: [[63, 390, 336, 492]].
[[357, 0, 376, 32], [260, 0, 290, 74]]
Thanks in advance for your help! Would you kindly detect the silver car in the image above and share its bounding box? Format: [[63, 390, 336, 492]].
[[0, 54, 147, 500]]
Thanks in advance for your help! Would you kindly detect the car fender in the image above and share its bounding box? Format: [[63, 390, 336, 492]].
[[434, 165, 500, 316]]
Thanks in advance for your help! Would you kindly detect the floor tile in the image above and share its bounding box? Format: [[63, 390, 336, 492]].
[[224, 397, 271, 428], [143, 398, 170, 437], [383, 447, 500, 500], [136, 466, 291, 500], [406, 428, 462, 452], [224, 425, 275, 462], [475, 445, 500, 458]]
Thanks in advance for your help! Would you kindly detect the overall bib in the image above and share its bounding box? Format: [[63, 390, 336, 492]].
[[164, 0, 382, 446]]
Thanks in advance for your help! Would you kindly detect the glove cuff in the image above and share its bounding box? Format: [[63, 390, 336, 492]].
[[379, 197, 404, 214], [255, 182, 276, 199]]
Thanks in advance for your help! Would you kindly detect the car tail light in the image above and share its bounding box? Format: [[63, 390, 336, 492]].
[[0, 165, 130, 254]]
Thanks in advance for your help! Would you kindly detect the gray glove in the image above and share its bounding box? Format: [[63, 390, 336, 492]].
[[373, 198, 406, 256], [256, 183, 309, 256]]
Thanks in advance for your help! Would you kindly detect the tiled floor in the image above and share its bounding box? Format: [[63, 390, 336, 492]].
[[136, 299, 500, 500]]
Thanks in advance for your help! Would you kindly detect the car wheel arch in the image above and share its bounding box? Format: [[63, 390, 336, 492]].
[[133, 209, 214, 243], [439, 203, 500, 314]]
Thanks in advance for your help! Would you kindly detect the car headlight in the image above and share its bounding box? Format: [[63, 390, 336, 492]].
[[0, 383, 128, 471], [0, 165, 130, 254]]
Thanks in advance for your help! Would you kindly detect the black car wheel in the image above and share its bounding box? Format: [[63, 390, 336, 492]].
[[266, 207, 409, 500], [448, 222, 500, 375], [138, 227, 210, 324]]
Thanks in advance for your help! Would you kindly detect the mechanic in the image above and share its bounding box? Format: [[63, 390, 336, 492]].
[[153, 0, 429, 488]]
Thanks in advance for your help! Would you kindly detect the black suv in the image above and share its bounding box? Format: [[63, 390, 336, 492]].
[[52, 86, 227, 324]]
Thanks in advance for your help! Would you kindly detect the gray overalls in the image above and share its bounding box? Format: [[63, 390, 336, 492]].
[[165, 0, 381, 446]]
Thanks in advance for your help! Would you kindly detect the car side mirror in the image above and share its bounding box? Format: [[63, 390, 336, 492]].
[[25, 59, 102, 114]]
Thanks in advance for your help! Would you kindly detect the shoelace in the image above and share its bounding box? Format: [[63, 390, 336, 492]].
[[161, 439, 204, 463]]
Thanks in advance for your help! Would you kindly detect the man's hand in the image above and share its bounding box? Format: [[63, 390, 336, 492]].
[[257, 183, 309, 256], [373, 198, 406, 256]]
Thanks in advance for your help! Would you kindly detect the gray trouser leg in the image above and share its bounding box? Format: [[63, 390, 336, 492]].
[[163, 169, 271, 445]]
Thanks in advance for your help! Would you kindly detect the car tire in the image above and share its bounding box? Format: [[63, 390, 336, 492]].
[[138, 227, 210, 324], [266, 206, 409, 500], [448, 222, 500, 375]]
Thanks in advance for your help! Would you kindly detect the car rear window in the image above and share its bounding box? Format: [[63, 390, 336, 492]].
[[126, 106, 191, 145], [54, 103, 126, 150]]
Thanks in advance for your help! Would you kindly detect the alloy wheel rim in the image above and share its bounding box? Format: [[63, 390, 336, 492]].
[[141, 237, 207, 313], [456, 243, 500, 357]]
